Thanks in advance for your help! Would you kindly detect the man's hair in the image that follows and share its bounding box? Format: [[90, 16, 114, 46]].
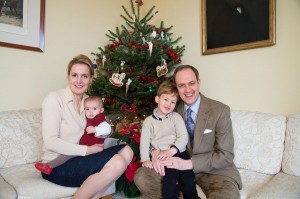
[[84, 96, 103, 107], [173, 65, 199, 80], [157, 81, 178, 99]]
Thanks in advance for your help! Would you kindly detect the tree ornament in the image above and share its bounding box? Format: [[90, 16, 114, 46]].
[[156, 59, 168, 77], [109, 73, 126, 87], [160, 32, 164, 40], [166, 36, 171, 47], [102, 55, 106, 68], [148, 87, 154, 93], [135, 0, 144, 7], [151, 30, 157, 38], [120, 61, 126, 71], [147, 41, 153, 56], [126, 78, 132, 95]]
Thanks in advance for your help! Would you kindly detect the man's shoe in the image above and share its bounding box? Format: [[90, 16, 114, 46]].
[[34, 162, 53, 175]]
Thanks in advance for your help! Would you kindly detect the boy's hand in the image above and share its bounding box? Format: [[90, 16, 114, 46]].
[[157, 148, 177, 160], [142, 160, 153, 169]]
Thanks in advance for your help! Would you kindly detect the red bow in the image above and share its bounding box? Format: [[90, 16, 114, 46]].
[[120, 124, 141, 143]]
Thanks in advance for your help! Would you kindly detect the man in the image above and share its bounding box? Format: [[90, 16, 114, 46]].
[[134, 65, 242, 199]]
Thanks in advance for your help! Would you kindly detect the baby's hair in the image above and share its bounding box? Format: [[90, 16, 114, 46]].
[[84, 96, 103, 107], [157, 81, 179, 99]]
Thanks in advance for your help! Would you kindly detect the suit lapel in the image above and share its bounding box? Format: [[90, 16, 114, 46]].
[[193, 94, 210, 152]]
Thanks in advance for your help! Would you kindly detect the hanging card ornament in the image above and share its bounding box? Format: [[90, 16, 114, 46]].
[[156, 59, 168, 77], [147, 41, 153, 56], [126, 78, 132, 95], [109, 73, 126, 87], [142, 37, 146, 44]]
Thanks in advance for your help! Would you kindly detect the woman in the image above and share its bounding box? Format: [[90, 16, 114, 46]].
[[40, 54, 133, 199]]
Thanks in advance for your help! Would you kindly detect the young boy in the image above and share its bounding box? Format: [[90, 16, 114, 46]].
[[35, 96, 111, 174], [140, 81, 200, 199]]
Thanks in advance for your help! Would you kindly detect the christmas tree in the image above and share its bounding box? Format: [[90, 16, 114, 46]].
[[89, 1, 185, 196], [89, 0, 185, 118]]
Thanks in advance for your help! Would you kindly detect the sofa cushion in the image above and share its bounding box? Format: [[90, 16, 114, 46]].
[[248, 172, 300, 199], [0, 109, 43, 168], [0, 175, 16, 199], [282, 113, 300, 177], [231, 111, 286, 175], [238, 169, 273, 199], [0, 163, 115, 199]]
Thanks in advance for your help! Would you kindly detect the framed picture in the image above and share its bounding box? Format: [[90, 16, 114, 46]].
[[0, 0, 45, 52], [202, 0, 275, 55]]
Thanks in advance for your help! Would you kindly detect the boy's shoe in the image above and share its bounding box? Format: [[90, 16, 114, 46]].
[[34, 162, 53, 175]]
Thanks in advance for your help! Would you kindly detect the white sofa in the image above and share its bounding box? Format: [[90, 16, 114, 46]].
[[0, 109, 115, 199], [0, 109, 300, 199]]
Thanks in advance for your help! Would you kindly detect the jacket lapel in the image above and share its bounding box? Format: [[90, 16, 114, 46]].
[[193, 93, 210, 152]]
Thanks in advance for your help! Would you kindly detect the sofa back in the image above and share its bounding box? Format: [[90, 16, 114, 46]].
[[0, 109, 43, 169], [282, 113, 300, 177], [231, 110, 286, 175]]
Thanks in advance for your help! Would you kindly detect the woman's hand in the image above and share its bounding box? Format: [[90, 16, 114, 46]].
[[85, 144, 104, 155]]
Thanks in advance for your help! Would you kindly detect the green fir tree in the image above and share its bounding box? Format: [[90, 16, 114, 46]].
[[89, 0, 185, 118]]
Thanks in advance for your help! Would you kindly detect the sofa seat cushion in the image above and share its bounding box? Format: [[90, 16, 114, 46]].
[[231, 111, 286, 175], [248, 172, 300, 199], [282, 113, 300, 177], [238, 169, 273, 199], [0, 175, 16, 199], [0, 163, 115, 199]]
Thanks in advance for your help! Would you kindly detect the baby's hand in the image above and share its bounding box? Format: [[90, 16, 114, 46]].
[[86, 126, 95, 134], [142, 160, 153, 169]]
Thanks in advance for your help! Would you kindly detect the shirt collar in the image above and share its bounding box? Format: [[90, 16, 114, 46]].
[[184, 94, 201, 113], [152, 108, 172, 120]]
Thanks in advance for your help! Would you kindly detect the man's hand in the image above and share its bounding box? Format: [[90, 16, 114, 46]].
[[162, 157, 193, 170], [151, 149, 165, 176], [85, 144, 104, 155], [86, 126, 96, 134]]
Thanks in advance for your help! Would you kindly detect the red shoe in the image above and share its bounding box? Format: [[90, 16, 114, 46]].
[[34, 162, 53, 175]]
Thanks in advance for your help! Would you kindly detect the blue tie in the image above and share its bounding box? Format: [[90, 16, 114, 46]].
[[186, 108, 195, 142]]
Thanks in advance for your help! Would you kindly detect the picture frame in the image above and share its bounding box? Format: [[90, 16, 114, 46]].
[[0, 0, 45, 52], [202, 0, 275, 55]]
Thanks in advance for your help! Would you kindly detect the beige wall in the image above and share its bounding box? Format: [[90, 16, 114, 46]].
[[0, 0, 299, 116]]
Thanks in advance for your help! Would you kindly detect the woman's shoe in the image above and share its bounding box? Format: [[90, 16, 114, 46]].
[[34, 162, 53, 175]]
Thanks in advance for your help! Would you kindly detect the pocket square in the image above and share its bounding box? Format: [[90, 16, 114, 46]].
[[204, 129, 212, 134]]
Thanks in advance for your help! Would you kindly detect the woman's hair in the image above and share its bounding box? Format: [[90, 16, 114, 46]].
[[67, 54, 94, 77], [173, 65, 199, 80], [157, 80, 179, 99]]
